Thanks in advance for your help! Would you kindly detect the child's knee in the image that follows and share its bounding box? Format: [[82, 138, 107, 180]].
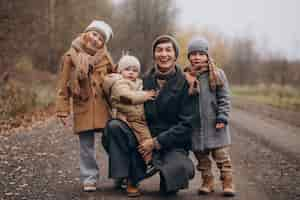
[[212, 147, 230, 162]]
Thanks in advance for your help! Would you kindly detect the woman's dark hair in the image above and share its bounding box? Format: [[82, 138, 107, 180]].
[[153, 37, 176, 53]]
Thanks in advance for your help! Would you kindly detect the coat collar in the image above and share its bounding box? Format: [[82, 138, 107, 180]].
[[143, 64, 185, 92]]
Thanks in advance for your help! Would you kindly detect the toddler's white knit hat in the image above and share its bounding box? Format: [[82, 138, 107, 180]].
[[118, 55, 141, 73]]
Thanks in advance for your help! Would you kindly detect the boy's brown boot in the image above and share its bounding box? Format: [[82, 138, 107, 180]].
[[198, 175, 214, 195], [126, 182, 141, 198], [222, 175, 235, 197]]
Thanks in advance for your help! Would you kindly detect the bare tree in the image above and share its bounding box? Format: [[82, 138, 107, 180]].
[[111, 0, 177, 73], [226, 38, 259, 85], [0, 0, 113, 73], [48, 0, 56, 72]]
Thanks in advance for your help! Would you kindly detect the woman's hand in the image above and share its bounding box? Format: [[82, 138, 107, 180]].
[[138, 138, 154, 159]]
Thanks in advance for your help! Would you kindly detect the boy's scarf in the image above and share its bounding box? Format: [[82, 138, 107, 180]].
[[154, 65, 176, 89], [184, 59, 224, 95]]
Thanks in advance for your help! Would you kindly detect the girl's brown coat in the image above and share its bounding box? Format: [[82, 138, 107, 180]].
[[56, 47, 114, 133]]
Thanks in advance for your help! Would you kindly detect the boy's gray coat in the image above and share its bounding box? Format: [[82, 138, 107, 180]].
[[191, 68, 231, 152]]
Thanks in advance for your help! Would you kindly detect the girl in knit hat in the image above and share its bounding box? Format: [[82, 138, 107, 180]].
[[184, 37, 235, 197], [56, 20, 115, 192], [102, 54, 156, 196]]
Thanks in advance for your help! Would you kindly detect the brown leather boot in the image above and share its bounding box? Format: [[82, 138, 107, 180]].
[[198, 175, 214, 195], [222, 175, 235, 197]]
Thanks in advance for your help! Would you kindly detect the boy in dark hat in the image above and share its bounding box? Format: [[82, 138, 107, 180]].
[[185, 37, 235, 197]]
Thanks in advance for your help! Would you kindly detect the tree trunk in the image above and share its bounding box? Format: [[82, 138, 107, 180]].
[[49, 0, 56, 72]]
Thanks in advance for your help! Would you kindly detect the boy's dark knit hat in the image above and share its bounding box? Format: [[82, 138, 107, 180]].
[[187, 37, 209, 57], [152, 35, 179, 59]]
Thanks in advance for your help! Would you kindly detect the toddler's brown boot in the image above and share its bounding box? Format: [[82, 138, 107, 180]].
[[127, 182, 141, 198]]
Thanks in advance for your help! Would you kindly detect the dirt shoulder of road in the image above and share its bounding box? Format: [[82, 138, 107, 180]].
[[232, 97, 300, 162], [233, 96, 300, 128], [231, 97, 300, 200]]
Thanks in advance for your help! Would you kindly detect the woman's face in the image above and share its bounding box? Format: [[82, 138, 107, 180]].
[[154, 42, 176, 72], [84, 31, 104, 51]]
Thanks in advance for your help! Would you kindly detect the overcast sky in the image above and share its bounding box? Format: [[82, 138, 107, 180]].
[[175, 0, 300, 60]]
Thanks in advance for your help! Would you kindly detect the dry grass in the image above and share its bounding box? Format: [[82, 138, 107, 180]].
[[232, 84, 300, 111], [0, 68, 56, 120], [0, 81, 36, 119]]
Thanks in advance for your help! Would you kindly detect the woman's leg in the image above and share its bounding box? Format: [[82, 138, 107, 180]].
[[156, 149, 194, 193], [103, 119, 146, 183]]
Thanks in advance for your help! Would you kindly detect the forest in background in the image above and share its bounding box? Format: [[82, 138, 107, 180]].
[[0, 0, 299, 126]]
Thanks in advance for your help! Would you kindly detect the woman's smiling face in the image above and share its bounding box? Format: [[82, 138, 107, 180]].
[[154, 42, 176, 72]]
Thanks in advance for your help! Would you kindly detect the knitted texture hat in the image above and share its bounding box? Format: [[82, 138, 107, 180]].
[[84, 20, 113, 43], [187, 37, 209, 57], [118, 55, 141, 73], [152, 35, 179, 59]]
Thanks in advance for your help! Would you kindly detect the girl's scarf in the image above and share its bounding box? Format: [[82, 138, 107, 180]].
[[70, 34, 108, 80]]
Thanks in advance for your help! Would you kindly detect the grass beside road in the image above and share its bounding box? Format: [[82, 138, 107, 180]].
[[231, 84, 300, 112], [0, 69, 56, 120], [0, 69, 56, 133]]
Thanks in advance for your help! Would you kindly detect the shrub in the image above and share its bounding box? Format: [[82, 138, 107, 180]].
[[0, 81, 37, 120]]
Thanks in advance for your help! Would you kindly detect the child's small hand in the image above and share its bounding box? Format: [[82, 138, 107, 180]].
[[145, 90, 157, 100], [216, 122, 225, 129], [57, 116, 68, 127]]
